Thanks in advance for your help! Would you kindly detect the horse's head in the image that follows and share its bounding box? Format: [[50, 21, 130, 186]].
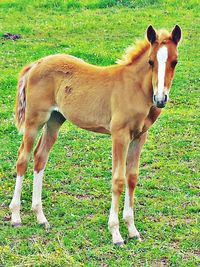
[[146, 25, 182, 108]]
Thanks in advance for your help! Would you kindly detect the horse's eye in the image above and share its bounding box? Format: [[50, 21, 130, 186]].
[[148, 59, 154, 66], [171, 60, 178, 68]]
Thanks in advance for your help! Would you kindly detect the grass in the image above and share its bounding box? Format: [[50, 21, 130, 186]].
[[0, 0, 199, 266]]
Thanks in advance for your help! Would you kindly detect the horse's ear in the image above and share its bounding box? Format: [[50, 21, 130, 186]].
[[171, 25, 182, 44], [146, 25, 157, 44]]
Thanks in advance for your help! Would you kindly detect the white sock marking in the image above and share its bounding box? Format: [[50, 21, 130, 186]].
[[108, 193, 124, 244], [9, 175, 23, 224], [157, 46, 168, 100], [123, 186, 140, 238], [32, 169, 48, 224], [123, 186, 133, 220]]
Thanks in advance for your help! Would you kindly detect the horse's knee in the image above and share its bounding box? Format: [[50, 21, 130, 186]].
[[128, 173, 138, 192], [34, 153, 46, 173], [113, 177, 125, 195], [16, 157, 28, 176]]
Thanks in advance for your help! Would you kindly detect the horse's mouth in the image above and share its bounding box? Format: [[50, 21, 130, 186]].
[[155, 102, 166, 108]]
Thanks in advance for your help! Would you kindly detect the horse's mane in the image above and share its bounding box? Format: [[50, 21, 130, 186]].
[[118, 29, 171, 65], [117, 39, 150, 65]]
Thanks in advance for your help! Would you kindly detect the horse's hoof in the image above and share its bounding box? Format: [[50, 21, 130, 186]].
[[39, 222, 50, 229], [11, 222, 21, 227], [114, 241, 124, 246]]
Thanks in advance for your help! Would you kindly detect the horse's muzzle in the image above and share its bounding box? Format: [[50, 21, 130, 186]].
[[153, 94, 168, 108]]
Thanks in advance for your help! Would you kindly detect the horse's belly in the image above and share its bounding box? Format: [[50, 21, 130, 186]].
[[69, 117, 111, 134], [59, 107, 111, 134], [56, 84, 111, 134]]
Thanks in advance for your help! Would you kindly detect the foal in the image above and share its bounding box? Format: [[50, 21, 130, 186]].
[[9, 25, 181, 245]]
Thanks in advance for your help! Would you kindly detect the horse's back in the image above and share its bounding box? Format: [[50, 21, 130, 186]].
[[24, 53, 114, 132]]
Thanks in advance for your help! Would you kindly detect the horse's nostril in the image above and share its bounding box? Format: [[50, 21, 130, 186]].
[[164, 95, 168, 102], [153, 95, 156, 102]]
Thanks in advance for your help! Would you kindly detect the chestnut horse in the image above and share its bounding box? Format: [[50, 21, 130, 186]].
[[9, 25, 181, 245]]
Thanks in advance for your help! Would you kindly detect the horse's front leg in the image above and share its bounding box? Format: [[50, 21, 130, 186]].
[[108, 127, 131, 245], [123, 132, 148, 240]]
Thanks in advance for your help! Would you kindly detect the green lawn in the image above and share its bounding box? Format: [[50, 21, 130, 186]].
[[0, 0, 199, 266]]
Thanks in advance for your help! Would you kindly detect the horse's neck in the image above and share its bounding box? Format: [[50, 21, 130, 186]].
[[125, 49, 153, 101]]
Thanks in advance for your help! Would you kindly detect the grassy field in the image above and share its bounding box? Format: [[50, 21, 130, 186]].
[[0, 0, 199, 266]]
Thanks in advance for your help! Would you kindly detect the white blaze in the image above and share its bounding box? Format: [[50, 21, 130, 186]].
[[156, 46, 168, 100]]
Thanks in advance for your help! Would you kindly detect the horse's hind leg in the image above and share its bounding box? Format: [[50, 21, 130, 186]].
[[32, 111, 65, 227], [9, 111, 51, 226]]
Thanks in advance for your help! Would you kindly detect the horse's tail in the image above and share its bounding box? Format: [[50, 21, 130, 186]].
[[15, 62, 36, 133]]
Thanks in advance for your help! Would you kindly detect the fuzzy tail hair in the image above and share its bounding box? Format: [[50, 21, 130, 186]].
[[15, 63, 35, 133]]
